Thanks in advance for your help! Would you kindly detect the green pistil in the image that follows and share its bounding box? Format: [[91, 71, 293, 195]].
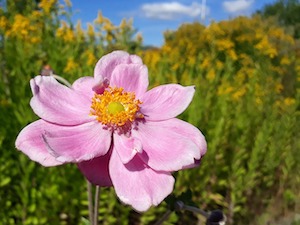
[[107, 102, 125, 115]]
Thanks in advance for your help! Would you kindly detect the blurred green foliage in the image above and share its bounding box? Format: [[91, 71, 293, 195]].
[[256, 0, 300, 39], [0, 0, 299, 224]]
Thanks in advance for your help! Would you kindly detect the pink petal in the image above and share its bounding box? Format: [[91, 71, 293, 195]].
[[110, 64, 149, 99], [109, 150, 175, 212], [166, 118, 207, 168], [113, 133, 142, 164], [129, 54, 143, 64], [169, 118, 207, 156], [93, 51, 143, 81], [77, 152, 112, 187], [30, 76, 93, 125], [15, 120, 64, 167], [72, 76, 96, 99], [43, 121, 111, 163], [133, 119, 205, 172], [140, 84, 195, 121]]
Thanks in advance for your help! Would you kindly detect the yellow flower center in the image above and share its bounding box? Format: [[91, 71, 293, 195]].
[[90, 87, 143, 128]]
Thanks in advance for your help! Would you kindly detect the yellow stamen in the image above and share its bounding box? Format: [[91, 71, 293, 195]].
[[90, 87, 143, 127]]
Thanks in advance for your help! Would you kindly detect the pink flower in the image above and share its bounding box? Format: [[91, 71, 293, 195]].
[[15, 51, 207, 211]]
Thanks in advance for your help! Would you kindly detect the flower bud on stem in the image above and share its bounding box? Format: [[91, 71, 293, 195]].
[[154, 201, 226, 225]]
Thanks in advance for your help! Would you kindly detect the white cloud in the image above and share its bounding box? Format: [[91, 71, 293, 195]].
[[223, 0, 254, 14], [141, 1, 209, 20]]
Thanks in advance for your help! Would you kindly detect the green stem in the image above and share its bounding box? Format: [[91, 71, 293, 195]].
[[87, 180, 94, 224], [153, 210, 172, 225], [93, 186, 100, 225], [51, 74, 72, 88]]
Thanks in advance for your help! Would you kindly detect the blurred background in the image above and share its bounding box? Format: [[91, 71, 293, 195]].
[[0, 0, 299, 224]]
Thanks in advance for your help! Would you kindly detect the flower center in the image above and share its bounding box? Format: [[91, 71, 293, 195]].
[[90, 87, 143, 128], [107, 102, 125, 115]]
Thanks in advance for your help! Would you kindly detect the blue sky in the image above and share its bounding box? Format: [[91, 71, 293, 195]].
[[67, 0, 276, 46]]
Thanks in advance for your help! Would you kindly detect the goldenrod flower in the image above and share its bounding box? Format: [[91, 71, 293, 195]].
[[0, 16, 8, 31], [56, 21, 75, 42], [232, 87, 246, 101], [75, 20, 85, 39], [94, 11, 104, 24], [275, 83, 283, 94], [84, 50, 97, 66], [207, 68, 216, 81], [87, 23, 95, 39], [284, 98, 296, 106], [64, 58, 78, 74], [38, 0, 57, 14]]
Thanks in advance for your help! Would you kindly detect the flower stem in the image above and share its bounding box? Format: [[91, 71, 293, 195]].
[[51, 74, 72, 88], [87, 180, 94, 224], [175, 201, 209, 218], [153, 210, 172, 225], [154, 201, 213, 225], [93, 186, 100, 225]]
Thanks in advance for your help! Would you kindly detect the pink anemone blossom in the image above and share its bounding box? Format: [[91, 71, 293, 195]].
[[15, 51, 207, 212]]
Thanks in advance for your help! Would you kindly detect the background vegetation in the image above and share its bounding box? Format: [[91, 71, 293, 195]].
[[0, 0, 299, 224]]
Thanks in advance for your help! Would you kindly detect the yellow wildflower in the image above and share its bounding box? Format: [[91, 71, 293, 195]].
[[209, 22, 225, 36], [216, 60, 224, 70], [85, 50, 97, 66], [283, 98, 296, 106], [187, 56, 196, 67], [0, 16, 8, 31], [235, 71, 246, 84], [103, 20, 115, 32], [201, 58, 210, 70], [217, 82, 233, 96], [56, 21, 75, 42], [171, 63, 180, 71], [227, 49, 238, 61], [232, 87, 246, 101], [161, 45, 172, 54], [30, 36, 41, 44], [266, 47, 278, 58], [75, 20, 85, 39], [6, 14, 31, 39], [63, 58, 78, 74], [119, 19, 128, 30], [255, 36, 269, 50], [275, 83, 283, 94], [31, 10, 42, 19], [87, 23, 95, 39], [255, 36, 278, 58], [207, 68, 216, 81], [94, 11, 104, 25], [65, 28, 75, 42], [215, 39, 234, 51], [119, 18, 133, 32], [270, 27, 294, 45], [142, 49, 160, 69], [280, 56, 291, 66], [38, 0, 57, 14], [239, 54, 253, 66], [255, 98, 263, 105]]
